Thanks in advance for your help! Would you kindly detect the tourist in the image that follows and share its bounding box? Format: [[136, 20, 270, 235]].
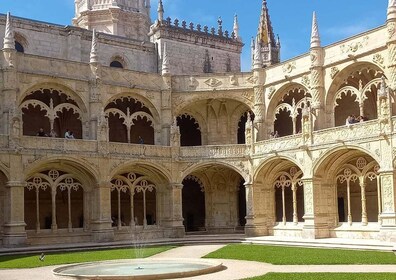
[[36, 128, 48, 137], [138, 136, 144, 144], [274, 131, 279, 138], [69, 131, 75, 139]]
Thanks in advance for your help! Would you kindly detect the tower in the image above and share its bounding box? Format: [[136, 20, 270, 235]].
[[73, 0, 151, 41], [255, 0, 280, 67]]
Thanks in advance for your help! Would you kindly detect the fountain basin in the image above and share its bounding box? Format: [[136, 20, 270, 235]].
[[53, 258, 224, 279]]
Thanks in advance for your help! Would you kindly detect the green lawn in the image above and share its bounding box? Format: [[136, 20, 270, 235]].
[[204, 244, 396, 265], [0, 246, 174, 269], [246, 273, 396, 280]]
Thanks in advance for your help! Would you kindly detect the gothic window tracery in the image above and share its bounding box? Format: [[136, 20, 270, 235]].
[[105, 97, 154, 144], [335, 157, 380, 225], [332, 67, 383, 126], [110, 172, 157, 228], [274, 166, 304, 225], [273, 87, 311, 137], [20, 88, 84, 138], [24, 170, 85, 232]]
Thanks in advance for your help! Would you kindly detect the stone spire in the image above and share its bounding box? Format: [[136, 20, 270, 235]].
[[256, 0, 280, 66], [157, 0, 164, 23], [388, 0, 396, 21], [233, 14, 239, 40], [310, 12, 321, 48], [3, 12, 14, 50], [90, 29, 99, 64], [162, 42, 170, 75]]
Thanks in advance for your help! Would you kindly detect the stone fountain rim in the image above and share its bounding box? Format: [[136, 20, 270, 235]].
[[53, 258, 225, 280]]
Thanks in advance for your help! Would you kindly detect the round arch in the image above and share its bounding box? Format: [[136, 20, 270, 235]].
[[110, 160, 171, 186], [254, 155, 304, 182], [24, 156, 98, 188], [313, 144, 380, 177], [173, 92, 254, 116], [179, 161, 248, 184], [104, 92, 161, 124], [19, 82, 88, 115], [266, 83, 310, 121]]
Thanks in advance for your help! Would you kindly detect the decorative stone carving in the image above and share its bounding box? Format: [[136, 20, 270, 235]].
[[301, 75, 311, 89], [246, 75, 258, 85], [340, 36, 369, 53], [330, 67, 339, 79], [229, 75, 238, 86], [373, 54, 385, 67], [282, 62, 296, 74], [267, 86, 276, 99], [204, 78, 222, 87]]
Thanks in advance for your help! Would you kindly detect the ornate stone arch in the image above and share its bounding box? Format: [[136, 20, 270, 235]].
[[173, 90, 254, 116], [266, 83, 310, 121], [179, 161, 248, 184], [14, 32, 29, 53], [19, 82, 88, 114], [110, 161, 171, 187], [254, 156, 304, 183], [326, 62, 384, 127], [108, 53, 129, 68], [313, 145, 381, 178]]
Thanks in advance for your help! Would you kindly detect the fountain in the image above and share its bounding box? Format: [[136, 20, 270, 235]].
[[53, 233, 224, 279], [53, 258, 224, 279]]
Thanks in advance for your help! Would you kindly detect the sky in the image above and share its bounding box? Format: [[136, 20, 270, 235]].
[[0, 0, 389, 71]]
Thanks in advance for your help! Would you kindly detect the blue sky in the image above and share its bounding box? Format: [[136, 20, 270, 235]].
[[1, 0, 389, 71]]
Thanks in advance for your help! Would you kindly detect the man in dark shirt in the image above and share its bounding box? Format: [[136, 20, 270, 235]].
[[36, 128, 47, 137]]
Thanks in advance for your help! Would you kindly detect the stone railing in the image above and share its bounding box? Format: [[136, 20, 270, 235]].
[[180, 144, 248, 159], [312, 120, 380, 145], [19, 137, 98, 153], [254, 134, 303, 155], [109, 142, 171, 158]]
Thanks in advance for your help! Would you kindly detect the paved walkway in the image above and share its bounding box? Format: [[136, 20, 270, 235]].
[[1, 245, 396, 280]]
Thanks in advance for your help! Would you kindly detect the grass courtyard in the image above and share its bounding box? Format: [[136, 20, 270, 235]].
[[245, 273, 396, 280], [204, 244, 396, 265], [0, 246, 174, 268]]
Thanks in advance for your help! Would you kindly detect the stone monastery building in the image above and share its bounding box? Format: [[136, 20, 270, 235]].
[[0, 0, 396, 247]]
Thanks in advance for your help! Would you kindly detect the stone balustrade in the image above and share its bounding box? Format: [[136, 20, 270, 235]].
[[6, 117, 393, 161], [180, 144, 249, 159]]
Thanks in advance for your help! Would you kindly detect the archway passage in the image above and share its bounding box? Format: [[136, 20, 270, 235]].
[[105, 97, 154, 144], [110, 171, 158, 229], [182, 176, 205, 232], [182, 165, 246, 233], [330, 66, 383, 127], [255, 159, 305, 237], [237, 111, 255, 144], [177, 115, 202, 146], [315, 148, 380, 237], [21, 88, 83, 138], [272, 87, 311, 137], [24, 169, 85, 232], [178, 99, 251, 145]]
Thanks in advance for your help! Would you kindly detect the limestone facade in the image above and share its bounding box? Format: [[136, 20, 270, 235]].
[[0, 1, 396, 247]]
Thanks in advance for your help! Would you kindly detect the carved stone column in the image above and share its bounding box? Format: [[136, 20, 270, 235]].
[[379, 172, 396, 228], [360, 178, 368, 226], [253, 85, 265, 141], [90, 181, 114, 242], [301, 178, 316, 239], [244, 182, 256, 236], [3, 180, 27, 247]]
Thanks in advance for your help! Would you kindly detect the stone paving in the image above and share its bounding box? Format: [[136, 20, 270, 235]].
[[1, 244, 396, 280]]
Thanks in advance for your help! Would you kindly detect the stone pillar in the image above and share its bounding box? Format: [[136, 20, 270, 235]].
[[302, 178, 316, 239], [379, 172, 396, 226], [161, 183, 184, 237], [253, 84, 265, 141], [90, 181, 114, 242], [3, 180, 27, 247]]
